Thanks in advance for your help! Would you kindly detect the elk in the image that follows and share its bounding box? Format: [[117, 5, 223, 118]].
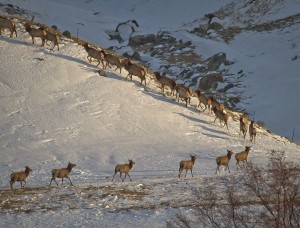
[[101, 50, 123, 74], [10, 166, 32, 190], [209, 96, 224, 112], [195, 89, 212, 113], [43, 29, 60, 51], [176, 84, 193, 97], [83, 43, 105, 68], [175, 84, 192, 107], [249, 121, 257, 143], [112, 159, 135, 182], [212, 106, 229, 129], [153, 71, 177, 96], [235, 146, 251, 169], [0, 18, 17, 38], [49, 162, 76, 186], [123, 59, 147, 86], [240, 117, 248, 138], [178, 155, 196, 178], [24, 23, 46, 46], [215, 150, 234, 174]]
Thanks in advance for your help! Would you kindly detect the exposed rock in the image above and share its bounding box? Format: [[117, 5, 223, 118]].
[[108, 34, 123, 43], [179, 69, 194, 81], [115, 20, 139, 43], [208, 22, 223, 31], [228, 96, 241, 107], [219, 83, 235, 93], [206, 52, 229, 71], [129, 34, 158, 47], [98, 69, 106, 77], [0, 3, 27, 16], [122, 51, 142, 62], [205, 13, 215, 25], [131, 51, 142, 61], [198, 72, 224, 91]]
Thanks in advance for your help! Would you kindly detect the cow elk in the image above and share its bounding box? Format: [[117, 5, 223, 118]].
[[112, 159, 135, 182], [0, 18, 17, 38], [154, 71, 177, 96], [249, 121, 257, 143], [178, 155, 196, 179], [10, 166, 32, 190], [49, 162, 76, 186], [235, 146, 251, 169], [215, 150, 234, 174]]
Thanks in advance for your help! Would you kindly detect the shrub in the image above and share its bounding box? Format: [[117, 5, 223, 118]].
[[62, 30, 72, 39], [167, 150, 300, 228]]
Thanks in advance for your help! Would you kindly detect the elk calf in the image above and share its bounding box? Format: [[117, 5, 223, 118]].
[[49, 162, 76, 186], [10, 166, 32, 190], [215, 150, 234, 174], [112, 159, 135, 182], [178, 155, 196, 178], [249, 121, 257, 143], [235, 146, 251, 169]]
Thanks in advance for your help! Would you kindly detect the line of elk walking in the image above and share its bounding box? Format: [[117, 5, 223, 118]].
[[0, 15, 259, 139], [9, 146, 252, 190], [81, 43, 259, 139], [82, 43, 258, 138]]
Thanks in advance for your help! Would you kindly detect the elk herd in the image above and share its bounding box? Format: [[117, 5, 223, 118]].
[[2, 16, 259, 190], [9, 145, 253, 190], [0, 16, 259, 136]]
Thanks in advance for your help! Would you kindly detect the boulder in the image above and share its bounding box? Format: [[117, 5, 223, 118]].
[[207, 52, 228, 71], [122, 51, 142, 62], [208, 22, 223, 31], [198, 72, 224, 91], [129, 34, 157, 47]]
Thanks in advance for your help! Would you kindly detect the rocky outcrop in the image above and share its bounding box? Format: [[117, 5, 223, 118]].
[[198, 72, 224, 91], [129, 34, 158, 47]]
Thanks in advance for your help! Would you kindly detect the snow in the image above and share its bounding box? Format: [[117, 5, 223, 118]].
[[0, 0, 300, 227]]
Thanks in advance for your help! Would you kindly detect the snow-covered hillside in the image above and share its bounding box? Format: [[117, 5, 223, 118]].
[[0, 1, 300, 227], [2, 0, 299, 143]]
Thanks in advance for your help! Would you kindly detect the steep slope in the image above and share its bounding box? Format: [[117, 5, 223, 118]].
[[0, 18, 300, 227], [2, 0, 300, 143]]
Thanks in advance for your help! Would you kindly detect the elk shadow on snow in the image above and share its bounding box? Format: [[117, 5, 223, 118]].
[[139, 90, 180, 105], [40, 49, 92, 66], [175, 112, 208, 125], [200, 125, 230, 140], [139, 91, 201, 115], [0, 35, 31, 46]]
